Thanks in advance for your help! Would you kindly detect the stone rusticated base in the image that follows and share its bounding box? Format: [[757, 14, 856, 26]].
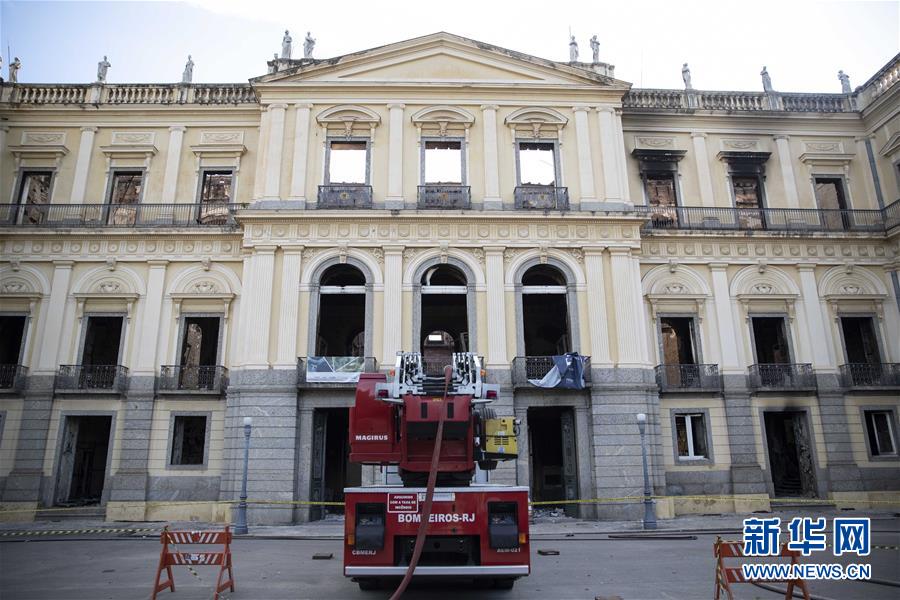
[[0, 502, 38, 523], [830, 490, 900, 510], [106, 500, 232, 523], [655, 494, 770, 518]]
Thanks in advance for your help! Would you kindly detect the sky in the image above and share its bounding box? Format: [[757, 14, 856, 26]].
[[0, 0, 898, 92]]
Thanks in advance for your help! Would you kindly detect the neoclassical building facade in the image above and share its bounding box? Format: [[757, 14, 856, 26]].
[[1, 33, 898, 523]]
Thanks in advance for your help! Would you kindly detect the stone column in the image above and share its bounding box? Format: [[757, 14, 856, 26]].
[[160, 126, 185, 205], [596, 107, 623, 205], [584, 248, 612, 367], [709, 264, 741, 373], [609, 248, 648, 367], [691, 132, 716, 208], [288, 104, 313, 205], [480, 105, 501, 210], [240, 246, 276, 369], [774, 135, 800, 209], [262, 104, 287, 201], [382, 246, 404, 361], [572, 106, 596, 209], [484, 247, 507, 368], [134, 261, 168, 375], [36, 261, 74, 373], [386, 103, 405, 209], [69, 127, 97, 204], [797, 265, 835, 371], [275, 247, 303, 368], [252, 108, 271, 200], [613, 109, 631, 204]]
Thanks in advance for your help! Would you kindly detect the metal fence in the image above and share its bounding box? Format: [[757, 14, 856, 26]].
[[316, 185, 373, 209], [642, 205, 886, 233], [511, 355, 591, 387], [417, 185, 471, 209], [655, 364, 721, 392], [2, 203, 241, 227], [158, 365, 228, 393], [0, 364, 28, 392], [748, 363, 816, 391], [514, 186, 570, 211], [55, 365, 128, 393], [296, 357, 378, 385], [839, 363, 900, 388]]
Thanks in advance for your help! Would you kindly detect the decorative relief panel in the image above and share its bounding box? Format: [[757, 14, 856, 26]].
[[802, 140, 844, 154], [199, 131, 244, 145], [720, 138, 760, 151], [634, 136, 675, 149], [111, 131, 155, 145], [21, 131, 66, 146]]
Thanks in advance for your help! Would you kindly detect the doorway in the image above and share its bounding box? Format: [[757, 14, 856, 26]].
[[55, 416, 112, 506], [527, 407, 578, 516], [763, 411, 816, 498], [309, 408, 361, 520]]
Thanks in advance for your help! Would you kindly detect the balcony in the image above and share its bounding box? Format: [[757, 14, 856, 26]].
[[748, 363, 816, 392], [641, 205, 888, 233], [656, 364, 721, 393], [55, 365, 128, 394], [297, 356, 378, 386], [417, 185, 471, 209], [158, 365, 228, 394], [316, 185, 373, 209], [0, 365, 28, 393], [514, 186, 569, 211], [512, 355, 591, 388], [2, 202, 242, 228], [840, 363, 900, 389]]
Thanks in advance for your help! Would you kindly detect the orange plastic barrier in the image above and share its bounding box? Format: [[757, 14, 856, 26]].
[[152, 526, 235, 600], [714, 537, 810, 600]]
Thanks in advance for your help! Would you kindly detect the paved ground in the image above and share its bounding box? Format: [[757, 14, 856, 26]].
[[1, 511, 898, 599]]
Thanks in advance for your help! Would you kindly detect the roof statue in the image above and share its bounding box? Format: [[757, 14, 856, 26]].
[[281, 30, 292, 59], [182, 55, 194, 84], [569, 35, 578, 62], [8, 57, 19, 83], [682, 63, 692, 90], [97, 55, 111, 83], [838, 70, 851, 93], [304, 32, 316, 58], [589, 35, 599, 63], [760, 66, 773, 92]]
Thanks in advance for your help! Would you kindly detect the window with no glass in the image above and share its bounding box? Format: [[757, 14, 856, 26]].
[[200, 171, 233, 203], [864, 410, 897, 457], [108, 171, 143, 205], [326, 140, 368, 184], [732, 176, 762, 209], [423, 140, 463, 184], [840, 316, 881, 365], [659, 317, 698, 365], [516, 142, 557, 186], [170, 415, 208, 466], [646, 174, 678, 208], [17, 171, 53, 205], [751, 316, 792, 364], [675, 413, 709, 459]]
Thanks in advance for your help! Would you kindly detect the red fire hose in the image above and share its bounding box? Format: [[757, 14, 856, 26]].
[[389, 365, 452, 600]]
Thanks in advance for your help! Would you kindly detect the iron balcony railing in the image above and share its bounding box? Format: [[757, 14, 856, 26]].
[[840, 363, 900, 389], [514, 186, 570, 211], [641, 205, 887, 233], [417, 185, 471, 209], [655, 364, 721, 392], [316, 185, 373, 209], [55, 364, 128, 393], [511, 355, 591, 387], [748, 363, 816, 392], [158, 365, 228, 393], [3, 202, 242, 227], [297, 356, 378, 386], [0, 364, 28, 392]]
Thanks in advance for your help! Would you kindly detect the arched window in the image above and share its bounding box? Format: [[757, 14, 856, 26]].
[[315, 264, 367, 357], [419, 264, 469, 353], [521, 264, 571, 356]]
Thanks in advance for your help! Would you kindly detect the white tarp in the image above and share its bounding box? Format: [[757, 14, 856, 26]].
[[306, 356, 365, 382]]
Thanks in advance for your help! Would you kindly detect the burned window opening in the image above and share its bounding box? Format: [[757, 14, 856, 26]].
[[108, 171, 143, 205], [840, 316, 882, 365], [517, 142, 557, 186], [17, 171, 53, 206], [200, 170, 234, 204], [659, 317, 697, 365], [751, 316, 791, 364], [326, 140, 368, 184], [317, 264, 366, 357], [170, 415, 207, 466], [527, 407, 578, 516], [522, 265, 570, 356], [0, 315, 27, 365], [764, 411, 816, 497], [57, 415, 111, 506], [81, 316, 124, 366], [420, 265, 468, 353], [180, 317, 221, 367], [675, 413, 708, 459], [311, 407, 361, 518], [423, 140, 464, 184], [864, 410, 897, 457]]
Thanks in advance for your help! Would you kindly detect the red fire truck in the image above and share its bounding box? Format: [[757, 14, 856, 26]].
[[344, 339, 529, 591]]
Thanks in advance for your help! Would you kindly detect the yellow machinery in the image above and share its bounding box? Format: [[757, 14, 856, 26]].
[[483, 416, 518, 459]]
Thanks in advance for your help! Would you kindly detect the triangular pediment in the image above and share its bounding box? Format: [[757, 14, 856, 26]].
[[255, 32, 629, 90]]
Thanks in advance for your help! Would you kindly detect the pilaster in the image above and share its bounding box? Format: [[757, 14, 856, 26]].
[[584, 248, 612, 367], [484, 246, 507, 367], [596, 106, 623, 205], [480, 105, 501, 209], [773, 135, 800, 209], [289, 104, 313, 205], [386, 103, 405, 208], [572, 106, 596, 208], [797, 264, 835, 370], [35, 261, 73, 374], [691, 132, 716, 208], [275, 247, 303, 367], [609, 248, 648, 367], [160, 126, 185, 204], [134, 260, 168, 375], [382, 246, 404, 362], [69, 127, 97, 204], [710, 263, 741, 373], [262, 104, 287, 201], [238, 246, 277, 369]]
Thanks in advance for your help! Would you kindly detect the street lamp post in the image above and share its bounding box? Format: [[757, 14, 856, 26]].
[[636, 413, 657, 530], [233, 416, 252, 535]]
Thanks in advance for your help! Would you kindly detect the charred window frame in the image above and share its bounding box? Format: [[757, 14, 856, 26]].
[[106, 170, 145, 206], [813, 176, 850, 211], [748, 314, 796, 364], [77, 313, 127, 367], [632, 149, 686, 208], [515, 140, 561, 186], [421, 137, 466, 185], [671, 408, 714, 463], [13, 169, 55, 207], [176, 313, 224, 367], [656, 314, 702, 366], [197, 169, 235, 205], [860, 408, 899, 460], [837, 314, 884, 366], [0, 313, 29, 367], [167, 412, 212, 469], [324, 138, 370, 185], [718, 152, 770, 210]]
